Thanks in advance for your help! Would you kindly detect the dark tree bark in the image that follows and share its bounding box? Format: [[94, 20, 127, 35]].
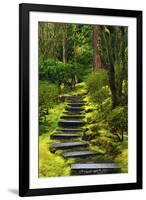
[[100, 26, 117, 108], [62, 24, 67, 63], [108, 63, 117, 108], [117, 27, 127, 103], [92, 25, 102, 71]]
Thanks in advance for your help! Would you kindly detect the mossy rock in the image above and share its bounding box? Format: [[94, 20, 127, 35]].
[[82, 130, 97, 141], [58, 95, 67, 102], [86, 108, 94, 113], [85, 124, 100, 135], [89, 124, 100, 132], [90, 136, 121, 157], [49, 146, 56, 153], [85, 109, 99, 124]]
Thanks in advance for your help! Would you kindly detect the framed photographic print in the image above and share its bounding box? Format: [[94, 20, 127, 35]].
[[19, 3, 142, 196]]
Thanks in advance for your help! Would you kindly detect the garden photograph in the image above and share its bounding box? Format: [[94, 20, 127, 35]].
[[38, 22, 128, 177]]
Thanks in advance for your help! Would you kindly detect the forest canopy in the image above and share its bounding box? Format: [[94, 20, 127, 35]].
[[39, 22, 128, 108]]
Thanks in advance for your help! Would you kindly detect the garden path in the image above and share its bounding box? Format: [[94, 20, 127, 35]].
[[50, 94, 119, 175]]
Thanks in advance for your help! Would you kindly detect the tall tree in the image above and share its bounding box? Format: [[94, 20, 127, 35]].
[[92, 25, 102, 71], [99, 25, 128, 108], [117, 27, 128, 101], [62, 24, 67, 63]]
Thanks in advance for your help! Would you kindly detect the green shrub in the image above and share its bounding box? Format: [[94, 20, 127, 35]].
[[39, 59, 89, 89], [39, 58, 57, 80], [115, 149, 128, 173], [47, 62, 88, 89], [86, 70, 111, 108], [91, 136, 121, 157], [39, 81, 59, 123], [85, 105, 96, 121], [107, 106, 128, 141], [74, 45, 92, 66], [92, 86, 111, 106], [89, 124, 100, 132], [102, 97, 112, 113], [86, 70, 108, 93], [39, 103, 65, 135], [39, 81, 59, 109]]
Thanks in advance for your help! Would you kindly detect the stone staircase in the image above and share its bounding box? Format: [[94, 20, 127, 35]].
[[50, 94, 119, 175]]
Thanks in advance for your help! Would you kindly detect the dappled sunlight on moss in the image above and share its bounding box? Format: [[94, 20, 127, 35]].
[[115, 149, 128, 173], [39, 135, 71, 177], [39, 79, 128, 176], [64, 82, 88, 96], [39, 103, 65, 135], [84, 85, 128, 171]]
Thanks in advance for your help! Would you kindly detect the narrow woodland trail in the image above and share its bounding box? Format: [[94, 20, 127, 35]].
[[50, 93, 120, 175]]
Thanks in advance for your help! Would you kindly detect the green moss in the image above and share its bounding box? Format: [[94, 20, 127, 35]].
[[82, 130, 96, 141], [88, 124, 100, 132], [39, 135, 71, 177], [62, 82, 87, 97], [39, 103, 65, 135], [39, 81, 128, 176], [85, 105, 94, 113], [115, 149, 128, 173]]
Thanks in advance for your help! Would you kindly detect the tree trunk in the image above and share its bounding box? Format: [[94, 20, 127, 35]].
[[100, 26, 117, 108], [108, 63, 117, 108], [62, 35, 66, 63], [117, 27, 127, 104], [92, 25, 102, 71], [121, 132, 124, 141], [62, 24, 67, 63]]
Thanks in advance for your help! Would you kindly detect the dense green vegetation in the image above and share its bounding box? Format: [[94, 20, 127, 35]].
[[39, 22, 128, 177]]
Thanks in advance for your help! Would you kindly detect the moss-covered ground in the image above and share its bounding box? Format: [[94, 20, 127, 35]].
[[39, 82, 128, 177]]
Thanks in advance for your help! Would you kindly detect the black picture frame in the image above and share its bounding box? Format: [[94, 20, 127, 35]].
[[19, 3, 143, 197]]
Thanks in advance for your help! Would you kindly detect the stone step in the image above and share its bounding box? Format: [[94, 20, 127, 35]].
[[67, 103, 85, 107], [66, 107, 84, 111], [60, 115, 85, 120], [67, 95, 83, 99], [50, 133, 81, 139], [54, 131, 83, 135], [71, 163, 120, 175], [66, 98, 84, 102], [58, 119, 85, 127], [51, 133, 82, 139], [63, 111, 83, 115], [56, 128, 83, 132], [51, 141, 88, 149], [66, 100, 86, 104], [62, 151, 102, 158]]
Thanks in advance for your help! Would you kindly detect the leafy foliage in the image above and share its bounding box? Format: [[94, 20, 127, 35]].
[[86, 69, 108, 92], [39, 81, 59, 109], [107, 106, 128, 141], [115, 149, 128, 173], [40, 59, 89, 89], [86, 70, 111, 115], [39, 81, 59, 124], [39, 103, 65, 135]]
